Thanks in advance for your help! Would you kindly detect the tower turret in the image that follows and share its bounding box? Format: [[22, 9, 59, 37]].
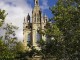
[[34, 0, 39, 6], [23, 0, 48, 50], [27, 13, 30, 23], [23, 17, 25, 24], [23, 17, 26, 30], [44, 14, 48, 23], [32, 0, 41, 23]]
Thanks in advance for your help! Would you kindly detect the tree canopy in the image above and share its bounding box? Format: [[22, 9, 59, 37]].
[[39, 0, 80, 60], [0, 9, 6, 27]]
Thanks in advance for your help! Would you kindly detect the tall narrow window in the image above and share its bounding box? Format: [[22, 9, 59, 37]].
[[33, 14, 36, 23], [27, 33, 31, 44], [36, 31, 41, 42]]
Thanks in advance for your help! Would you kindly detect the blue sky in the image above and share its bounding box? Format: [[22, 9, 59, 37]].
[[27, 0, 58, 18], [45, 0, 58, 18]]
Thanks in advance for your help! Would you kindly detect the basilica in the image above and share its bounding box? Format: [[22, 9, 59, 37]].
[[23, 0, 48, 50]]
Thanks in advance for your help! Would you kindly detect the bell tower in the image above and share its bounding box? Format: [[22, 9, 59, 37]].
[[23, 0, 48, 50], [31, 0, 42, 48]]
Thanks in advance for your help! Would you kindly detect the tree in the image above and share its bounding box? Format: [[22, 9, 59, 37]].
[[4, 23, 18, 48], [15, 41, 27, 60], [50, 0, 80, 60], [0, 9, 18, 59], [15, 42, 25, 53], [0, 23, 18, 59], [39, 0, 80, 60], [0, 9, 6, 27], [38, 23, 63, 59], [0, 37, 16, 59], [0, 9, 6, 40], [0, 9, 14, 59]]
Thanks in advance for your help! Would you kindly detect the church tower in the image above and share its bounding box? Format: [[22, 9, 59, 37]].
[[23, 0, 48, 50]]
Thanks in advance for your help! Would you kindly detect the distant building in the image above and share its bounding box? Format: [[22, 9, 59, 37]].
[[23, 0, 48, 50]]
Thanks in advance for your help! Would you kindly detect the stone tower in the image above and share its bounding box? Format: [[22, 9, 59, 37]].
[[23, 0, 48, 50]]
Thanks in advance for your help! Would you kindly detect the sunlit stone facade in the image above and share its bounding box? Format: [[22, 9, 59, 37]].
[[23, 0, 48, 50]]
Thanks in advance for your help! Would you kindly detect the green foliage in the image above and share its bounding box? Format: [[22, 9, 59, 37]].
[[52, 0, 80, 59], [0, 40, 16, 59], [3, 23, 18, 59], [39, 0, 80, 60], [12, 41, 39, 60], [4, 23, 18, 46], [0, 23, 18, 59], [0, 9, 7, 27], [0, 9, 19, 59], [15, 42, 25, 53]]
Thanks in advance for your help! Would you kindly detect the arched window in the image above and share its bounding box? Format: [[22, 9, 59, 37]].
[[36, 31, 41, 42], [27, 33, 31, 44], [37, 14, 40, 23]]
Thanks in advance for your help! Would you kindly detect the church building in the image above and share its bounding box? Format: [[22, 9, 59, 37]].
[[23, 0, 48, 50]]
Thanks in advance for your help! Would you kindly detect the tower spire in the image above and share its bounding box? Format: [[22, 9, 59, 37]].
[[34, 0, 39, 6]]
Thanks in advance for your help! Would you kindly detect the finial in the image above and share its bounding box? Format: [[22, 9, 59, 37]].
[[34, 0, 39, 6], [28, 13, 29, 15], [27, 13, 30, 20], [44, 14, 47, 18], [44, 14, 48, 23], [24, 17, 25, 22]]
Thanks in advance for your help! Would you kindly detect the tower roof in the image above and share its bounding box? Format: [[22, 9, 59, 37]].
[[34, 0, 39, 6], [32, 0, 41, 15], [27, 13, 30, 20]]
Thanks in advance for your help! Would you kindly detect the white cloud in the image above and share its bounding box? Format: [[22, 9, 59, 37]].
[[0, 0, 49, 41], [0, 0, 32, 41]]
